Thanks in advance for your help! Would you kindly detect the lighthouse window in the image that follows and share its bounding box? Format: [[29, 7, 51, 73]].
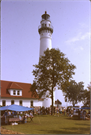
[[42, 24, 44, 27], [45, 24, 46, 27]]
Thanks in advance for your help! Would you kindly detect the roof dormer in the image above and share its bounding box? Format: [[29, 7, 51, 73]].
[[8, 82, 23, 96]]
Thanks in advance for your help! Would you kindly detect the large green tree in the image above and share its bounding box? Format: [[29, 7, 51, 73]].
[[63, 80, 86, 106], [30, 48, 76, 114], [82, 83, 91, 107]]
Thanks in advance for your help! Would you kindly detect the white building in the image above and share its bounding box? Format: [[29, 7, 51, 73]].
[[0, 80, 43, 107]]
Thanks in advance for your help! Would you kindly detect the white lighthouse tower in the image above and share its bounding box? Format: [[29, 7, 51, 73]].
[[38, 11, 55, 108]]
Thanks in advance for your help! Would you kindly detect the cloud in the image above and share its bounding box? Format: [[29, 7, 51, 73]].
[[73, 46, 84, 52], [79, 23, 88, 29], [65, 32, 90, 45], [65, 32, 91, 52], [80, 32, 90, 40]]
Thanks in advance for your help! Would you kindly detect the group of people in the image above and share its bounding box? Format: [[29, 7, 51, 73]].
[[2, 106, 90, 125], [24, 111, 34, 122], [66, 108, 90, 120], [33, 106, 65, 116], [77, 109, 90, 120], [1, 110, 34, 124]]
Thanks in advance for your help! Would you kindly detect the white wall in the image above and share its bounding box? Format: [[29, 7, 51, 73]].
[[0, 98, 43, 107], [33, 100, 43, 107]]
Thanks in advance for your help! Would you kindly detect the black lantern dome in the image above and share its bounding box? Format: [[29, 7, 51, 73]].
[[42, 11, 50, 20]]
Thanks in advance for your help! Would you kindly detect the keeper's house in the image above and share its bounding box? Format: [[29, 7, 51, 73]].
[[0, 80, 43, 107]]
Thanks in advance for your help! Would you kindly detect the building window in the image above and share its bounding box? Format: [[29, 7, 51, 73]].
[[45, 24, 46, 27], [11, 100, 14, 105], [2, 100, 6, 106], [19, 100, 22, 106], [13, 90, 16, 95], [17, 90, 20, 95], [31, 101, 33, 107]]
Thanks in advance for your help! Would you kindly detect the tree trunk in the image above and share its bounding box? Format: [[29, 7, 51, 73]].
[[51, 87, 54, 115], [73, 101, 75, 107]]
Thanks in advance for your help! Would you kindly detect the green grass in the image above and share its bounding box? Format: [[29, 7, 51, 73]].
[[2, 115, 90, 134]]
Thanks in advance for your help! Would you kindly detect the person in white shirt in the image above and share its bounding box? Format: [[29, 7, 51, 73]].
[[30, 111, 34, 121]]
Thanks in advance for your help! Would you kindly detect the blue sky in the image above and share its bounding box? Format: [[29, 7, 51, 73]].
[[1, 0, 90, 107]]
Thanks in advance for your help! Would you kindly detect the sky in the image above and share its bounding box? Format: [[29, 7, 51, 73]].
[[1, 0, 91, 107]]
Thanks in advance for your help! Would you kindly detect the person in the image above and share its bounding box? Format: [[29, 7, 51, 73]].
[[87, 110, 90, 118], [24, 115, 27, 123], [14, 111, 17, 117], [19, 114, 22, 123], [8, 111, 11, 116], [78, 109, 80, 120], [38, 109, 40, 115], [60, 108, 62, 115], [83, 110, 86, 120], [56, 108, 59, 117], [11, 111, 14, 117], [53, 107, 55, 116], [21, 114, 26, 123], [49, 107, 51, 115], [40, 109, 42, 115], [1, 113, 5, 125], [80, 109, 83, 119], [30, 111, 34, 121], [64, 109, 66, 115], [4, 110, 8, 124], [25, 111, 30, 118]]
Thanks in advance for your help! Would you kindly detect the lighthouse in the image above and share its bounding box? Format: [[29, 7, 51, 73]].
[[38, 11, 53, 57], [38, 11, 55, 108]]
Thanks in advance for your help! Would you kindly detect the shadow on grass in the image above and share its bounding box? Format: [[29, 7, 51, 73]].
[[64, 117, 80, 121], [40, 126, 90, 134], [35, 115, 48, 117], [64, 117, 89, 121], [75, 123, 90, 126]]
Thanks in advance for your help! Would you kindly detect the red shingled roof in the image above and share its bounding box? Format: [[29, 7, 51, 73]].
[[9, 82, 23, 90], [1, 80, 39, 99]]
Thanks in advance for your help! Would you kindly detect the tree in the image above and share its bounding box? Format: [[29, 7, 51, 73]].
[[55, 99, 62, 107], [63, 80, 85, 106], [82, 83, 91, 107], [30, 48, 76, 114]]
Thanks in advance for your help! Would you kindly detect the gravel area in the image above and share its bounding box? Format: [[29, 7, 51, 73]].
[[0, 127, 25, 134]]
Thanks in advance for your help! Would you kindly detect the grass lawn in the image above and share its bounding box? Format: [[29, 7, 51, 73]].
[[2, 115, 90, 134]]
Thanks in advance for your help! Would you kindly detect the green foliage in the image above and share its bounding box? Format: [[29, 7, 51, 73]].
[[30, 48, 76, 108], [63, 80, 85, 106], [82, 83, 91, 107]]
